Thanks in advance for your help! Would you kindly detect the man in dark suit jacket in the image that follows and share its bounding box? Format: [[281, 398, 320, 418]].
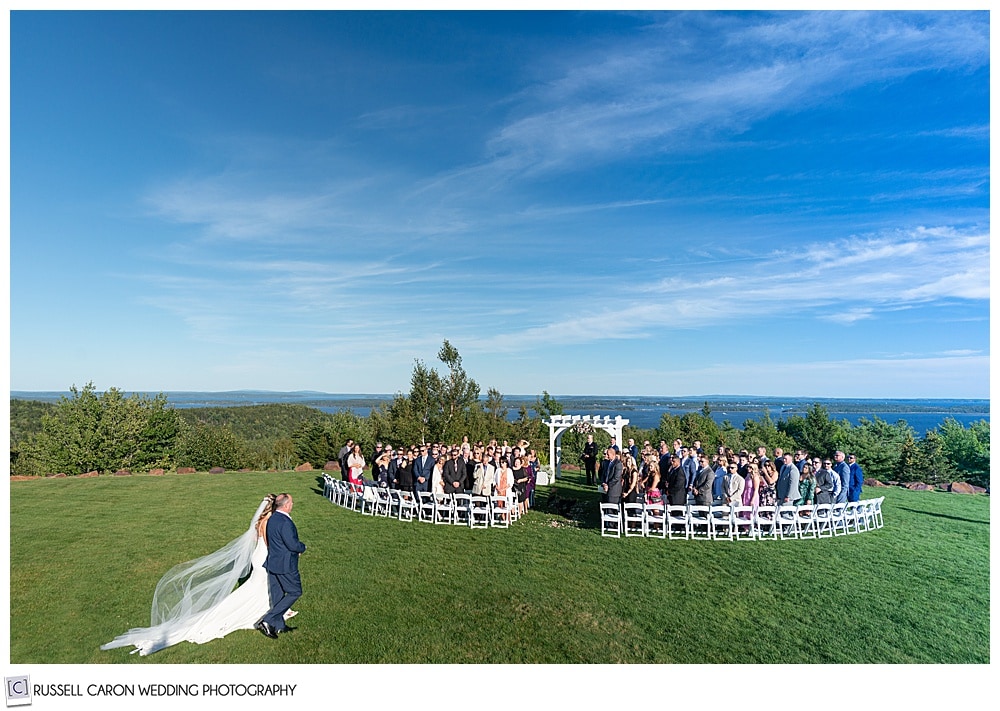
[[257, 493, 306, 638], [602, 447, 623, 505], [665, 455, 687, 507], [442, 449, 464, 495], [412, 446, 434, 492], [581, 434, 598, 485]]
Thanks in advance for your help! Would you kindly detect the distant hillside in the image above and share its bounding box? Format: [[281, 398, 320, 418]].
[[175, 403, 332, 441]]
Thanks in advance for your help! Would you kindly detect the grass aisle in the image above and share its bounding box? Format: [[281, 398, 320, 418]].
[[9, 471, 989, 664]]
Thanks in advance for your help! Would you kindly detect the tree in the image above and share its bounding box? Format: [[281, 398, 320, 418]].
[[534, 391, 564, 419], [34, 384, 180, 474], [435, 340, 480, 442], [779, 403, 844, 457], [175, 421, 246, 470], [938, 418, 989, 487], [377, 340, 482, 444], [740, 411, 795, 453], [912, 430, 957, 485], [678, 410, 720, 451], [291, 421, 334, 468], [836, 416, 914, 482]]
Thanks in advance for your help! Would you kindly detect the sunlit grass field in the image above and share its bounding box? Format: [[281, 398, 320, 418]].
[[9, 469, 989, 664]]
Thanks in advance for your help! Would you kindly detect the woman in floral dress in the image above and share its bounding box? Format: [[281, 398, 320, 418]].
[[758, 459, 778, 507]]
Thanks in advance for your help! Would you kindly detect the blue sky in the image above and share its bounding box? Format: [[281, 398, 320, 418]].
[[9, 10, 990, 398]]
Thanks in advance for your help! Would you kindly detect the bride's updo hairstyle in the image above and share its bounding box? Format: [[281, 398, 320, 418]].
[[255, 494, 278, 537]]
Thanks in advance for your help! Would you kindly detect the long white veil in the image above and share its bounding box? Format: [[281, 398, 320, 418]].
[[102, 496, 271, 655]]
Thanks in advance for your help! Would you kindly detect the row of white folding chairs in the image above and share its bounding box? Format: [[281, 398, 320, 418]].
[[600, 497, 885, 540], [323, 475, 519, 528]]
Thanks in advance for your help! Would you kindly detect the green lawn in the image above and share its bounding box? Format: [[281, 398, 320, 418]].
[[8, 470, 990, 664]]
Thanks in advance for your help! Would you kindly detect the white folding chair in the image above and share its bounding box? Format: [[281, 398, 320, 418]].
[[754, 505, 777, 540], [623, 503, 645, 537], [643, 503, 666, 539], [863, 499, 876, 530], [453, 493, 473, 526], [434, 494, 455, 524], [814, 503, 834, 537], [345, 482, 361, 510], [830, 502, 849, 536], [469, 495, 490, 528], [374, 487, 392, 517], [331, 480, 344, 506], [600, 503, 622, 538], [490, 495, 510, 528], [732, 505, 756, 540], [360, 486, 379, 515], [417, 491, 436, 522], [854, 500, 873, 533], [796, 504, 818, 539], [387, 489, 400, 517], [354, 483, 369, 512], [872, 497, 885, 529], [508, 492, 520, 521], [776, 505, 799, 540], [687, 505, 711, 540], [843, 501, 862, 534], [666, 505, 689, 540], [709, 505, 734, 541], [397, 491, 417, 521]]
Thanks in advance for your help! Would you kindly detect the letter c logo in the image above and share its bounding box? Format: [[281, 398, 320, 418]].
[[8, 679, 27, 695]]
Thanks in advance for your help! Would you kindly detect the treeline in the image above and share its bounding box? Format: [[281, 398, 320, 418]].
[[9, 342, 990, 488], [602, 403, 989, 489]]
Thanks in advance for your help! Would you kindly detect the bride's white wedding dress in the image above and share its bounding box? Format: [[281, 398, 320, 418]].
[[102, 499, 272, 656]]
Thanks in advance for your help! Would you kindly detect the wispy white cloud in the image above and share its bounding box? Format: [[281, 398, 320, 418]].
[[462, 224, 989, 351], [475, 11, 989, 178]]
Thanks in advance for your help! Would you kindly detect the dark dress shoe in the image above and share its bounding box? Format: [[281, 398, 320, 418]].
[[279, 625, 297, 633], [255, 620, 278, 639]]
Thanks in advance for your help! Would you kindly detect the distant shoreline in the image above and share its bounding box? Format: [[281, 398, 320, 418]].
[[11, 390, 988, 434], [9, 391, 990, 411]]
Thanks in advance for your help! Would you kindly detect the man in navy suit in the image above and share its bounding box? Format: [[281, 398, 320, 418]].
[[412, 445, 434, 492], [256, 493, 306, 639]]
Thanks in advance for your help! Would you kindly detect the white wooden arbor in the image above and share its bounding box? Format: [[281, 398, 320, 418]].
[[544, 414, 629, 480]]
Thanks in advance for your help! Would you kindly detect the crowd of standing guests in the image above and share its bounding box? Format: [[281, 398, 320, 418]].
[[336, 437, 539, 516], [594, 436, 865, 510]]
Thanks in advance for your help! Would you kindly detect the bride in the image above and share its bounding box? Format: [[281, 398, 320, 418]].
[[102, 494, 294, 656]]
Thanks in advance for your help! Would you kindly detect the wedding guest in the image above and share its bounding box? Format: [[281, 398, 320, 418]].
[[512, 457, 530, 515], [621, 453, 640, 506], [413, 444, 434, 493], [814, 459, 836, 505], [723, 462, 745, 506], [665, 455, 687, 507], [338, 439, 354, 481], [495, 457, 511, 497], [347, 444, 365, 484], [373, 452, 391, 488], [395, 451, 414, 492], [431, 455, 446, 496], [848, 454, 865, 502], [759, 459, 778, 507], [691, 453, 715, 506], [776, 453, 800, 506], [525, 450, 538, 509], [713, 456, 728, 503], [740, 461, 760, 519], [643, 461, 662, 504], [795, 463, 816, 506], [832, 451, 852, 504]]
